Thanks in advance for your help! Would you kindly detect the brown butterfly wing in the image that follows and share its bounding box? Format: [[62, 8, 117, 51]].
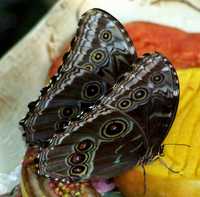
[[106, 52, 179, 160], [20, 8, 137, 145], [37, 52, 179, 182], [38, 108, 147, 182]]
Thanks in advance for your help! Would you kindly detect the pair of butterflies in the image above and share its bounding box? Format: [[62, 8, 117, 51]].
[[20, 8, 179, 183]]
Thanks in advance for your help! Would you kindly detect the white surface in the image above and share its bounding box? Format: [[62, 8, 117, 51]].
[[0, 0, 199, 194], [0, 165, 21, 194], [80, 0, 200, 32]]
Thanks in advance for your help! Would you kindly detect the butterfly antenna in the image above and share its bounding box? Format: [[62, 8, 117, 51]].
[[163, 143, 191, 148], [141, 164, 147, 195], [159, 143, 191, 158], [158, 157, 181, 174]]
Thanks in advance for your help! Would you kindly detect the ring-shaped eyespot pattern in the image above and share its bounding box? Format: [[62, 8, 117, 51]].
[[100, 118, 132, 140], [89, 48, 108, 65], [132, 87, 149, 102], [81, 81, 104, 102], [81, 63, 95, 72], [116, 97, 133, 111], [55, 120, 68, 131], [151, 72, 165, 84], [70, 165, 88, 177], [67, 152, 88, 165], [59, 105, 79, 119], [99, 29, 112, 42], [76, 139, 95, 152]]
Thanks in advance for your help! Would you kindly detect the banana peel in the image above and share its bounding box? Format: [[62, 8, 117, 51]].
[[115, 68, 200, 197]]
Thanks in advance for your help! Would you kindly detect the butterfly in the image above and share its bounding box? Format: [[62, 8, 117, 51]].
[[19, 8, 137, 146], [37, 52, 179, 183]]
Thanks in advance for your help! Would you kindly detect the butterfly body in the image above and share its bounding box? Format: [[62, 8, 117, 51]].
[[20, 8, 136, 145], [37, 53, 179, 183]]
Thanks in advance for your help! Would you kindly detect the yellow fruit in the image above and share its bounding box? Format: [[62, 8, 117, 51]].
[[116, 68, 200, 197]]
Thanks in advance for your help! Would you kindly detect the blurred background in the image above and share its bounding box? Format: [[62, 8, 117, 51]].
[[0, 0, 57, 58], [0, 0, 200, 58]]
